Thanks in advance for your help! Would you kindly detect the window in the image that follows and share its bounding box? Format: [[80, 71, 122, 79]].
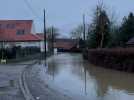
[[11, 24, 15, 28], [7, 24, 10, 29], [7, 24, 15, 29], [0, 24, 1, 29], [16, 30, 25, 35]]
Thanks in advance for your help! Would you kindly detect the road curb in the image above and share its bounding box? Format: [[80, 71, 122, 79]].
[[19, 61, 37, 100]]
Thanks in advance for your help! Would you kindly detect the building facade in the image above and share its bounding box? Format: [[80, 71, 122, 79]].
[[0, 20, 47, 52]]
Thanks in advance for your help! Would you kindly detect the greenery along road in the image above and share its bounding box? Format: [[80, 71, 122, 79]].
[[71, 3, 134, 48]]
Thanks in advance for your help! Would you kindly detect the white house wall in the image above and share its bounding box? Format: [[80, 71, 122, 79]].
[[4, 42, 40, 48], [4, 42, 15, 48], [2, 41, 48, 52], [40, 41, 48, 52], [16, 42, 40, 47]]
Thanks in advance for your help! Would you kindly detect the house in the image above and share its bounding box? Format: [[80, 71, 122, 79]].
[[0, 20, 44, 51], [54, 38, 79, 52], [35, 33, 80, 53], [0, 20, 50, 59]]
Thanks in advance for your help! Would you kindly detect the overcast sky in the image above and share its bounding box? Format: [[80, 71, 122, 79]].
[[0, 0, 134, 37]]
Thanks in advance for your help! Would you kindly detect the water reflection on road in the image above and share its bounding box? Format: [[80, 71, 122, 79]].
[[38, 53, 134, 100]]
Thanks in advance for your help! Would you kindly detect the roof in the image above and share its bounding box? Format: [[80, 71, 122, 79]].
[[54, 38, 77, 42], [0, 33, 41, 42], [54, 38, 78, 50]]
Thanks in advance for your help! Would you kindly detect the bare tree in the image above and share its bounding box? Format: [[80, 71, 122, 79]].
[[46, 26, 60, 38], [70, 24, 89, 40]]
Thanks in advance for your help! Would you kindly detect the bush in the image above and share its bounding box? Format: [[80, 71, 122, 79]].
[[84, 48, 134, 72]]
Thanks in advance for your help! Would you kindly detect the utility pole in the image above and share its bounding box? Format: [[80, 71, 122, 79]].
[[83, 14, 86, 49], [44, 9, 47, 60], [83, 14, 86, 41], [51, 26, 54, 55], [84, 66, 87, 95]]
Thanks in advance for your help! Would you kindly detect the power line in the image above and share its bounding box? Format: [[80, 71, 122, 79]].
[[23, 0, 43, 21]]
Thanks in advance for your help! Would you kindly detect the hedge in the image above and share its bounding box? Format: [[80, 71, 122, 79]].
[[83, 48, 134, 72]]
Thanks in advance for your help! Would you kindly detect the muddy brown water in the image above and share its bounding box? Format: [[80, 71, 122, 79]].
[[38, 53, 134, 100]]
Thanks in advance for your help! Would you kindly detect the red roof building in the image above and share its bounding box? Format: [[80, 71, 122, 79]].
[[36, 34, 77, 49], [0, 20, 40, 42], [54, 39, 78, 50], [0, 20, 45, 51], [35, 33, 78, 52]]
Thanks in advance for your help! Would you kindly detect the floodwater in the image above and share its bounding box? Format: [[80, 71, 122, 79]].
[[38, 53, 134, 100]]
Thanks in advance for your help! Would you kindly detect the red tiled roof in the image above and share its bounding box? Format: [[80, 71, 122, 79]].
[[54, 42, 76, 50], [14, 34, 41, 42], [0, 33, 41, 42], [54, 39, 78, 50]]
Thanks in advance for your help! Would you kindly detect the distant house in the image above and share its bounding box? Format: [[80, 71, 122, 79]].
[[54, 38, 79, 52], [126, 37, 134, 47], [34, 35, 79, 53], [0, 20, 45, 52]]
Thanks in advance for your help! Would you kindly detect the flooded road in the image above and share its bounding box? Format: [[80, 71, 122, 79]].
[[36, 53, 134, 100]]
